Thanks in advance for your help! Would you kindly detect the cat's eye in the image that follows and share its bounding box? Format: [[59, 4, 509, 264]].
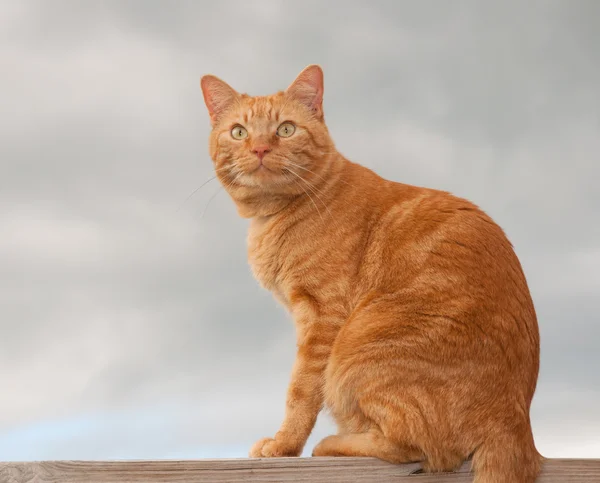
[[276, 122, 296, 138], [231, 125, 248, 140]]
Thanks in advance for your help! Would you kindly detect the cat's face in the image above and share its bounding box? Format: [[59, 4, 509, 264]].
[[201, 66, 335, 208]]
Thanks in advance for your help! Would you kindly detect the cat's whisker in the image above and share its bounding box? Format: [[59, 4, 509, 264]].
[[284, 167, 332, 221], [285, 166, 332, 206], [286, 161, 336, 187], [200, 170, 244, 219], [293, 173, 332, 216], [176, 165, 236, 214], [176, 174, 218, 213], [283, 169, 324, 222], [220, 170, 241, 192], [200, 186, 223, 219], [213, 165, 233, 173], [286, 159, 355, 189]]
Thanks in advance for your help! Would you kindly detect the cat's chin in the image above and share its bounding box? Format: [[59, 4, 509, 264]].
[[237, 169, 290, 190]]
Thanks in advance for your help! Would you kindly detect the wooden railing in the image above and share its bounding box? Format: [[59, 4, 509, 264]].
[[1, 457, 599, 482]]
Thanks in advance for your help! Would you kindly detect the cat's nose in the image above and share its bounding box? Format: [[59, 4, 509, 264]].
[[252, 145, 271, 161]]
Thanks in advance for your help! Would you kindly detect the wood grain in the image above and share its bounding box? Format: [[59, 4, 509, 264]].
[[1, 458, 599, 482]]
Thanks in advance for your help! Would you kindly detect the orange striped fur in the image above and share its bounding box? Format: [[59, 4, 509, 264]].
[[200, 65, 542, 483]]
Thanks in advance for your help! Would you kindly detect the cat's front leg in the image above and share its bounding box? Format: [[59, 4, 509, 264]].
[[249, 319, 338, 458]]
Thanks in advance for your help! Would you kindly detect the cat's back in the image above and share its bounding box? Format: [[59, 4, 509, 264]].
[[348, 163, 537, 334], [353, 165, 523, 288], [388, 184, 525, 291]]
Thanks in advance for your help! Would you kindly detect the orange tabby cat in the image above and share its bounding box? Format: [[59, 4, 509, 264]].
[[200, 65, 542, 483]]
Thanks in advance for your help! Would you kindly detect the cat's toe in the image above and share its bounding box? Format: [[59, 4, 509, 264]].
[[249, 437, 301, 457], [249, 437, 275, 457]]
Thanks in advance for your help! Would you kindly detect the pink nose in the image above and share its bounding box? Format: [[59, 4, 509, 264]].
[[252, 145, 271, 161]]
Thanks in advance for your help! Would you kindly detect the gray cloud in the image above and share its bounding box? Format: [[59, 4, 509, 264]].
[[0, 0, 598, 459]]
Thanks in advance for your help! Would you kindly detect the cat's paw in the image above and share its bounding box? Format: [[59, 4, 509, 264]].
[[249, 437, 301, 458]]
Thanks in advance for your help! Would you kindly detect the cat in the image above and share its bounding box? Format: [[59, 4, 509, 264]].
[[200, 65, 542, 483]]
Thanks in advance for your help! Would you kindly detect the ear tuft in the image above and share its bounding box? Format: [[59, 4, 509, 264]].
[[285, 65, 324, 118], [200, 75, 239, 124]]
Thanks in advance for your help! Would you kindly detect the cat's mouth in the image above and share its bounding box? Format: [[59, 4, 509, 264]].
[[252, 163, 273, 173], [234, 160, 289, 188], [246, 157, 284, 177]]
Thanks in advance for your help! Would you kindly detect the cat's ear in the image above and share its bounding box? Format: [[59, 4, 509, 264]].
[[200, 75, 240, 124], [286, 65, 324, 118]]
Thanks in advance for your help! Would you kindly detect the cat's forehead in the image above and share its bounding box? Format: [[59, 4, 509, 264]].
[[237, 93, 290, 123]]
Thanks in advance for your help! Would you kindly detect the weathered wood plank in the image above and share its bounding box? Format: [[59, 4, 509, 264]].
[[0, 457, 599, 483]]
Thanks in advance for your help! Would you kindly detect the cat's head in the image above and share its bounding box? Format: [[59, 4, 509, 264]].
[[200, 65, 336, 217]]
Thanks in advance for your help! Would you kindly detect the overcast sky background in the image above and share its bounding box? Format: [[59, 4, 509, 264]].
[[1, 0, 599, 461]]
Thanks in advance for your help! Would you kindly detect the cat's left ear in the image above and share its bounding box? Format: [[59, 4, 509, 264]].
[[200, 74, 240, 124], [286, 65, 324, 119]]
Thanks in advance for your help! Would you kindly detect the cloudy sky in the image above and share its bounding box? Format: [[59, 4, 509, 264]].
[[1, 0, 599, 462]]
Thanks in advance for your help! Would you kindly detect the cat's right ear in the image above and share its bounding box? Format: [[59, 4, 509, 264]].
[[200, 75, 240, 124]]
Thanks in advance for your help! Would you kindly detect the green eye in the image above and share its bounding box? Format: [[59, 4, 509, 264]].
[[231, 125, 248, 140], [276, 122, 296, 138]]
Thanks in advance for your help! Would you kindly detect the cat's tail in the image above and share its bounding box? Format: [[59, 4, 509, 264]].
[[471, 429, 542, 483]]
